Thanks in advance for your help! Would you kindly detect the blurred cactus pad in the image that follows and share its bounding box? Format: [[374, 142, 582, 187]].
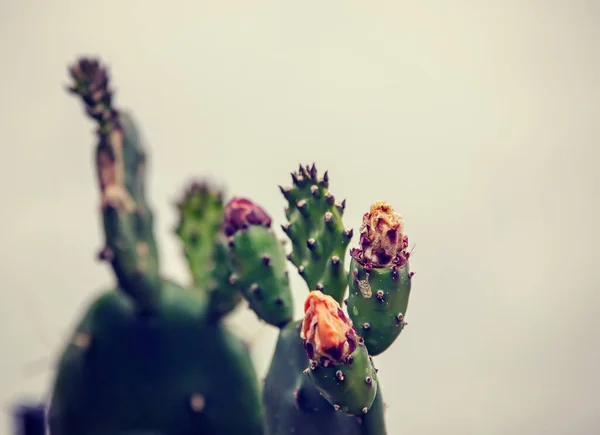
[[47, 57, 416, 435]]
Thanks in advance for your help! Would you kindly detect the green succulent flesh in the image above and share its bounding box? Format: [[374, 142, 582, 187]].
[[227, 225, 294, 327], [174, 186, 242, 321], [263, 321, 387, 435], [347, 257, 412, 356], [48, 280, 264, 435], [280, 165, 352, 305], [304, 340, 378, 416]]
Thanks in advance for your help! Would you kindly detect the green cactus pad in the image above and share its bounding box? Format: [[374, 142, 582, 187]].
[[347, 257, 412, 356], [280, 164, 353, 304], [227, 225, 294, 327], [304, 338, 378, 416], [48, 280, 264, 435], [174, 182, 242, 321], [263, 320, 387, 435]]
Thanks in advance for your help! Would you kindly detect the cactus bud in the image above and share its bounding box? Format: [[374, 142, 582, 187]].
[[300, 290, 357, 364], [223, 197, 272, 237], [351, 200, 408, 269]]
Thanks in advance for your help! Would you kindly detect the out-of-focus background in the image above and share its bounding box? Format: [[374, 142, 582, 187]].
[[1, 1, 598, 434]]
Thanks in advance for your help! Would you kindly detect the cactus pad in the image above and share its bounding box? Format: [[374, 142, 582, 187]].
[[280, 164, 353, 304], [347, 201, 413, 356]]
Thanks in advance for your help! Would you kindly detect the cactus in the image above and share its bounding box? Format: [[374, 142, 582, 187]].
[[47, 57, 416, 435]]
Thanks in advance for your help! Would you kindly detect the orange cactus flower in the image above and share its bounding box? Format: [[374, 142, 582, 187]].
[[300, 291, 357, 364]]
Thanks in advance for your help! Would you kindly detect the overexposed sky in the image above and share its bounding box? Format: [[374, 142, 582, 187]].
[[1, 1, 599, 434]]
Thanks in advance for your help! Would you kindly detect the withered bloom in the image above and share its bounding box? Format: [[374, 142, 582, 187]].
[[301, 291, 357, 364], [223, 197, 272, 236], [351, 200, 409, 269]]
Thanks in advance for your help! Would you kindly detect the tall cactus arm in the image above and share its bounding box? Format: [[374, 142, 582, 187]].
[[67, 58, 161, 313]]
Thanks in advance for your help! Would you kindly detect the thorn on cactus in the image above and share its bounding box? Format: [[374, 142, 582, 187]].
[[279, 185, 291, 198], [309, 163, 317, 179], [325, 192, 335, 206], [97, 247, 114, 262], [310, 185, 320, 197], [262, 254, 272, 266]]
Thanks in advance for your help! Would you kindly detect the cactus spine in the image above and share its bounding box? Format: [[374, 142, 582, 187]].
[[47, 57, 416, 435]]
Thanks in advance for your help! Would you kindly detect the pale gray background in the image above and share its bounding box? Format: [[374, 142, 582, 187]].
[[1, 1, 598, 434]]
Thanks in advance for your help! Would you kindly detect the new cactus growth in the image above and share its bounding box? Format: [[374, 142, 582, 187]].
[[223, 197, 295, 327], [347, 201, 413, 356], [47, 57, 416, 435], [301, 291, 378, 415], [175, 182, 242, 322]]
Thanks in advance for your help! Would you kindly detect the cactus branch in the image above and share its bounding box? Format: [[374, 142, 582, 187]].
[[68, 58, 161, 313]]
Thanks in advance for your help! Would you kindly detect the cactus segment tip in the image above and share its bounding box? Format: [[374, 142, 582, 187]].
[[300, 291, 357, 365], [175, 180, 224, 210], [350, 200, 409, 270], [223, 197, 272, 237]]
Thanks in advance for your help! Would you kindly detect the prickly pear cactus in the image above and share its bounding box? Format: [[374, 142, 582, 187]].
[[48, 57, 416, 435], [48, 59, 264, 435]]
